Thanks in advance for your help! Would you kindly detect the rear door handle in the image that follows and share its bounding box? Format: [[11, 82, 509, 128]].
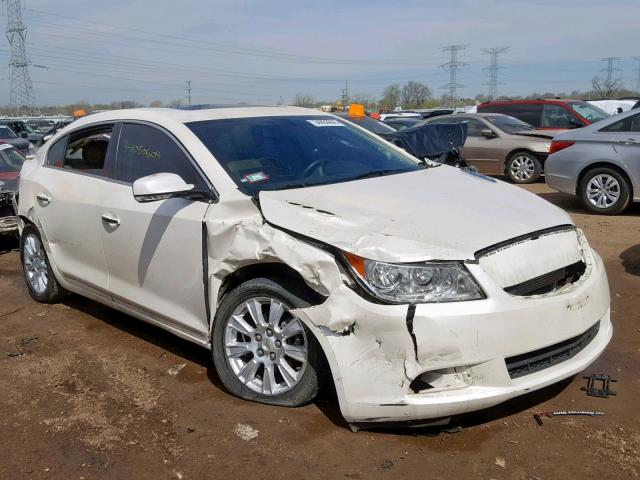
[[101, 214, 121, 226], [36, 193, 51, 206]]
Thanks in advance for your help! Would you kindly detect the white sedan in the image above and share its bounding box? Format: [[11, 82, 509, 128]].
[[16, 106, 611, 429]]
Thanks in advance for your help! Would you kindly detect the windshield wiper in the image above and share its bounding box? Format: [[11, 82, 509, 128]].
[[349, 168, 416, 181]]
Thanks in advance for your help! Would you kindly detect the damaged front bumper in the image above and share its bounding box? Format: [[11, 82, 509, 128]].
[[294, 248, 611, 425], [0, 191, 18, 235]]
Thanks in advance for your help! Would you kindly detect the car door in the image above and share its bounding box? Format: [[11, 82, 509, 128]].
[[29, 123, 117, 295], [100, 121, 213, 338], [606, 112, 640, 188], [453, 118, 504, 174]]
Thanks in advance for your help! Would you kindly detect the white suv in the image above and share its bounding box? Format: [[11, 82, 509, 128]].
[[16, 106, 611, 429]]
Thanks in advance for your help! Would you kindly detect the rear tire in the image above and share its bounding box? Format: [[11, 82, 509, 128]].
[[579, 167, 631, 215], [212, 277, 321, 407], [20, 224, 66, 303], [506, 151, 542, 184]]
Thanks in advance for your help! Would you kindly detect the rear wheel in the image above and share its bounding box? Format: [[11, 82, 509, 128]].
[[506, 151, 542, 184], [20, 224, 66, 303], [212, 277, 321, 407], [579, 167, 631, 215]]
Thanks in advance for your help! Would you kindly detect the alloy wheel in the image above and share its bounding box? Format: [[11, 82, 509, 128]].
[[586, 174, 620, 209], [23, 233, 49, 295], [510, 155, 535, 182], [224, 297, 308, 396]]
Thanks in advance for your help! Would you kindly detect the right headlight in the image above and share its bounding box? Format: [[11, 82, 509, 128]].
[[343, 252, 484, 304]]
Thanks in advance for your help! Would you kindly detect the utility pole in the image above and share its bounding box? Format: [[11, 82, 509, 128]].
[[3, 0, 37, 116], [482, 47, 509, 100], [185, 80, 192, 105], [440, 45, 468, 108]]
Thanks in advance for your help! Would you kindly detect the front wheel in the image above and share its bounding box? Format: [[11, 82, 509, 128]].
[[579, 167, 631, 215], [506, 152, 542, 184], [212, 277, 321, 407]]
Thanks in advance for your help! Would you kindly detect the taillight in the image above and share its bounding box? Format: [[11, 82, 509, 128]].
[[549, 140, 575, 154]]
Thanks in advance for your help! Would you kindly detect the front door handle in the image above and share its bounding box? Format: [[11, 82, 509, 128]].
[[36, 193, 51, 206], [101, 214, 121, 226], [619, 138, 639, 145]]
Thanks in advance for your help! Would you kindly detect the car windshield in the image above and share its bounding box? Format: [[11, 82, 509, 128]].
[[187, 115, 422, 195], [485, 115, 535, 133], [0, 146, 24, 172], [0, 126, 18, 139], [569, 101, 610, 123], [334, 114, 396, 134]]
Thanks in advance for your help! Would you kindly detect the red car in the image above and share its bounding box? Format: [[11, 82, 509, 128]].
[[0, 141, 24, 235], [478, 99, 609, 130]]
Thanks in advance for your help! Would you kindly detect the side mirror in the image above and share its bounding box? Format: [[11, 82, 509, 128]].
[[132, 172, 194, 203], [481, 129, 497, 138], [20, 132, 29, 139]]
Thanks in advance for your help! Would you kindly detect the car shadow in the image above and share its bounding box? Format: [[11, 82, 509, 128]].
[[620, 244, 640, 276], [0, 235, 18, 255]]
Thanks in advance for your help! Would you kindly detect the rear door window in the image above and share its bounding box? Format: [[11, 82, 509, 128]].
[[114, 123, 207, 189], [541, 104, 577, 129], [49, 124, 117, 178], [599, 113, 640, 132]]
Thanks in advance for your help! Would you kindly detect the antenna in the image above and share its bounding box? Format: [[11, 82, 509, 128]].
[[3, 0, 38, 115], [440, 45, 468, 108], [482, 47, 509, 100]]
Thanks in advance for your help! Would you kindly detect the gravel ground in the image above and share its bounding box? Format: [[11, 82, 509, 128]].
[[0, 182, 639, 480]]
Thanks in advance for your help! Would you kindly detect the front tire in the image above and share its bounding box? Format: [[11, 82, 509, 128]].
[[212, 277, 321, 407], [20, 224, 66, 303], [506, 151, 542, 184], [579, 167, 631, 215]]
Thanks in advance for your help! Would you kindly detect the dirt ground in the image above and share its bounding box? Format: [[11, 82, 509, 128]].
[[1, 182, 639, 480]]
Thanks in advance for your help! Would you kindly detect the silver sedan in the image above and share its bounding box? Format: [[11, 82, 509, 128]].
[[546, 108, 640, 214]]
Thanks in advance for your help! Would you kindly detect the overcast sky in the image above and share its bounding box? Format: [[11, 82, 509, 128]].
[[1, 0, 639, 106]]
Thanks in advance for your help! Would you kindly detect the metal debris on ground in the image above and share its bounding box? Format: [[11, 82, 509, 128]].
[[582, 373, 617, 398], [533, 410, 605, 426], [233, 423, 259, 441], [166, 363, 187, 376], [495, 457, 506, 468]]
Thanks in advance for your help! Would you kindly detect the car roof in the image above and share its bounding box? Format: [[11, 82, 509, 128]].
[[480, 99, 581, 106], [68, 106, 328, 129]]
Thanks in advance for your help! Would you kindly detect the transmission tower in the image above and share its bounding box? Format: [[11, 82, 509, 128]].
[[601, 56, 622, 85], [634, 57, 640, 95], [3, 0, 37, 115], [185, 80, 192, 105], [482, 47, 509, 100], [440, 45, 468, 108]]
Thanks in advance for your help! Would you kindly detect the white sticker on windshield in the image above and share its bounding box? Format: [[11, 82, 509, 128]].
[[306, 119, 345, 127]]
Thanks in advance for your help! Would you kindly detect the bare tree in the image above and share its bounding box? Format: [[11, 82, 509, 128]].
[[293, 94, 316, 108], [400, 81, 432, 108], [149, 100, 163, 107], [592, 76, 623, 99], [380, 84, 402, 110]]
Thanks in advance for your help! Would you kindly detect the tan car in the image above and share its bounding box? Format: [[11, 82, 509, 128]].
[[423, 113, 556, 183]]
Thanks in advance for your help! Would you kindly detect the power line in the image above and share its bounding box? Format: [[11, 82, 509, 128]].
[[440, 45, 468, 107], [3, 0, 37, 114], [482, 46, 509, 100]]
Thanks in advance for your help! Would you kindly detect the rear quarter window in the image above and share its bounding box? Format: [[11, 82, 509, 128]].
[[480, 103, 542, 127]]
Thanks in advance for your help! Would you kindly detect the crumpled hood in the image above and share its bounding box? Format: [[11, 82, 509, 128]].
[[259, 166, 573, 262]]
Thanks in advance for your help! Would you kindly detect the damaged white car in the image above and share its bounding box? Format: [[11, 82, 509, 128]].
[[16, 107, 611, 429]]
